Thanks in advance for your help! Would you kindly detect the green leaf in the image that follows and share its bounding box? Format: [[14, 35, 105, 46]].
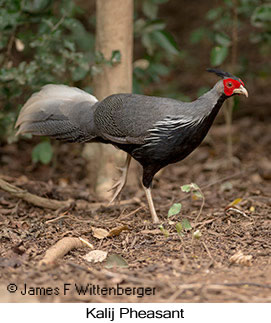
[[71, 66, 88, 82], [181, 184, 192, 193], [158, 224, 169, 237], [181, 218, 192, 231], [105, 254, 128, 268], [251, 4, 271, 28], [148, 63, 170, 76], [210, 46, 229, 66], [152, 30, 180, 55], [143, 0, 158, 20], [176, 222, 184, 236], [64, 40, 75, 52], [206, 7, 223, 21], [190, 28, 206, 44], [95, 51, 106, 64], [143, 20, 166, 33], [193, 191, 203, 199], [111, 50, 121, 65], [191, 183, 200, 191], [32, 141, 53, 165], [215, 32, 231, 47], [142, 33, 155, 55], [22, 0, 52, 13], [168, 203, 182, 217]]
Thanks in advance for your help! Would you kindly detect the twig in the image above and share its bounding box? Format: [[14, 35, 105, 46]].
[[45, 213, 70, 224], [201, 241, 215, 263], [39, 237, 93, 267], [194, 187, 205, 225], [79, 237, 94, 249], [225, 207, 248, 218], [51, 15, 66, 32], [0, 178, 72, 210], [118, 206, 143, 220]]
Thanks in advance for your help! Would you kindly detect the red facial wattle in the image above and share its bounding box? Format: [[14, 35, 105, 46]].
[[223, 78, 243, 96]]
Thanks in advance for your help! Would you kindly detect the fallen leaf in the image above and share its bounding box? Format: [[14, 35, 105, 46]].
[[181, 218, 192, 230], [83, 250, 108, 263], [141, 229, 162, 235], [108, 225, 129, 237], [91, 227, 109, 239], [105, 254, 128, 268], [227, 198, 243, 208], [229, 250, 252, 266], [168, 203, 182, 217]]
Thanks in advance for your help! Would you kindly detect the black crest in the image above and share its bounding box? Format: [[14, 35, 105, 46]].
[[206, 68, 239, 80]]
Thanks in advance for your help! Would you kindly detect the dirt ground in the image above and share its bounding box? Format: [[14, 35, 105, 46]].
[[0, 105, 270, 303]]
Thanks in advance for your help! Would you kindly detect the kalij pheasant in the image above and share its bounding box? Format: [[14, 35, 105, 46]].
[[15, 69, 248, 223]]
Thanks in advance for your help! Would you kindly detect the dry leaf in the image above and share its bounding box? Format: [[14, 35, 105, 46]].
[[141, 229, 162, 235], [83, 250, 108, 263], [226, 198, 243, 209], [108, 225, 129, 237], [105, 254, 128, 268], [229, 250, 252, 266], [91, 227, 109, 239]]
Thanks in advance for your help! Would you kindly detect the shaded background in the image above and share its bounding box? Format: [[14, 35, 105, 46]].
[[0, 0, 270, 148]]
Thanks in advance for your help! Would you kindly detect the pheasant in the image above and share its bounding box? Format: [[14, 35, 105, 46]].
[[15, 69, 248, 223]]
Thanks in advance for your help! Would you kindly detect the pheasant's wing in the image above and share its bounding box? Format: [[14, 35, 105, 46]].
[[94, 93, 187, 144]]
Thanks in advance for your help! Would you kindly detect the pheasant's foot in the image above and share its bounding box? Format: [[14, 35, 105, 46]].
[[144, 186, 160, 224], [108, 154, 131, 205]]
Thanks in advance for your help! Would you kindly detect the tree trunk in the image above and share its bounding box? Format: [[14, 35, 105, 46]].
[[83, 0, 136, 199]]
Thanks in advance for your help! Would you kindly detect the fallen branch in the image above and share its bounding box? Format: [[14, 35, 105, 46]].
[[0, 178, 72, 210], [0, 177, 141, 212], [39, 237, 93, 266]]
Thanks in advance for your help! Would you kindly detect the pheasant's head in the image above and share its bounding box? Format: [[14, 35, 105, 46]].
[[208, 68, 248, 98]]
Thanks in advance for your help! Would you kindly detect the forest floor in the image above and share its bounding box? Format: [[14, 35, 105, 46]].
[[0, 111, 270, 303]]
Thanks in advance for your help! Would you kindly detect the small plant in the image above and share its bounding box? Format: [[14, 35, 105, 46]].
[[158, 224, 169, 237], [165, 183, 205, 241], [165, 183, 205, 240], [181, 183, 205, 225]]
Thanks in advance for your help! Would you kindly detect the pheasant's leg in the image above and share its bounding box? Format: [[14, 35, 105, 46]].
[[108, 154, 131, 204], [143, 186, 160, 224]]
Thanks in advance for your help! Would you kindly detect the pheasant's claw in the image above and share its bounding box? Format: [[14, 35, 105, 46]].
[[107, 154, 132, 205], [108, 180, 122, 192], [116, 166, 125, 172], [108, 180, 126, 205]]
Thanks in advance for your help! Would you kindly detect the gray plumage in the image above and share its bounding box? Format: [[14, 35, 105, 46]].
[[16, 84, 99, 142], [95, 81, 224, 144]]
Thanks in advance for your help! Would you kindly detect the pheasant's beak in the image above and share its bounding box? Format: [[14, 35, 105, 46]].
[[233, 85, 248, 97]]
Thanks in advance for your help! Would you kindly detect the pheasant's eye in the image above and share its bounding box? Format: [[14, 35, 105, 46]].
[[227, 82, 233, 87]]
